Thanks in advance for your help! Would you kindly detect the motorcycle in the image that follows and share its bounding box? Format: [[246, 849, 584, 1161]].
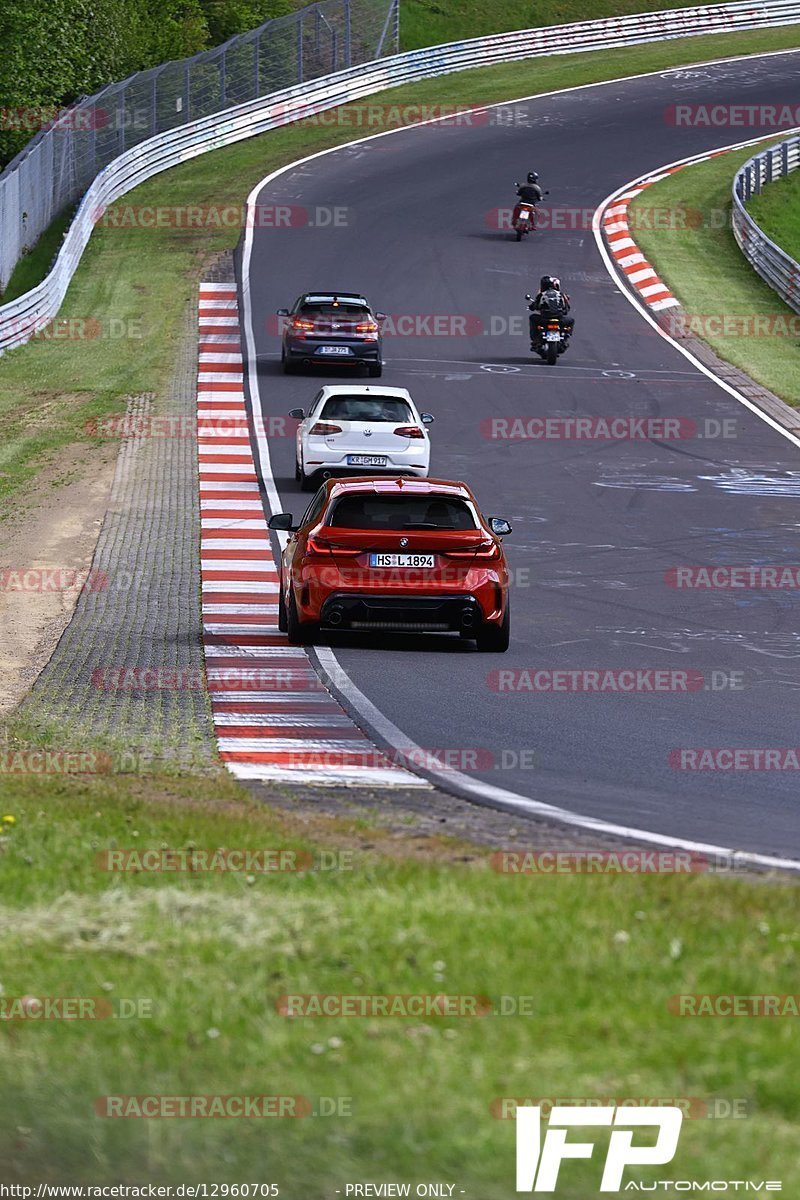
[[525, 294, 569, 366], [512, 185, 549, 241]]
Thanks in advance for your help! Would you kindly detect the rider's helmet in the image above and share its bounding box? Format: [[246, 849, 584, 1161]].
[[539, 275, 556, 290], [527, 172, 539, 184]]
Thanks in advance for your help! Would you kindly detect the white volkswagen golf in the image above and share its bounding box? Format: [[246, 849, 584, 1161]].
[[290, 385, 434, 490]]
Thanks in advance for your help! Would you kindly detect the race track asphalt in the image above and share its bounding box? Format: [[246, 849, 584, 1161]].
[[244, 49, 800, 856]]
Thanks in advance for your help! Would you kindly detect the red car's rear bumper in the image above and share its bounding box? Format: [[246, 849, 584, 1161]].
[[291, 563, 506, 631]]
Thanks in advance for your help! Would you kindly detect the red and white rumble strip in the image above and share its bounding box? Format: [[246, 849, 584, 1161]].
[[196, 282, 422, 787], [600, 150, 738, 311], [601, 171, 682, 312]]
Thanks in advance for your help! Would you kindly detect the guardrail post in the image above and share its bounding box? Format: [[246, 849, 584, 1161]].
[[782, 140, 789, 177], [766, 150, 773, 184]]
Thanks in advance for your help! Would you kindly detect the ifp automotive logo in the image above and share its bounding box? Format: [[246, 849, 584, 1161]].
[[515, 1105, 683, 1192]]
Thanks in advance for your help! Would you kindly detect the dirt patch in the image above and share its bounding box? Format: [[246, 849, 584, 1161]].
[[0, 440, 118, 715]]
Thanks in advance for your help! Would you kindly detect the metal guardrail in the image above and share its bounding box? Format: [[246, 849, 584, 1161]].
[[3, 0, 800, 354], [732, 135, 800, 313]]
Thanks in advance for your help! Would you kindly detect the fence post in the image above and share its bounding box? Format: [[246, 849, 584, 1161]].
[[117, 90, 126, 154], [151, 74, 158, 138], [220, 49, 227, 107], [297, 13, 304, 84], [254, 33, 260, 99], [183, 63, 190, 122], [344, 0, 352, 67]]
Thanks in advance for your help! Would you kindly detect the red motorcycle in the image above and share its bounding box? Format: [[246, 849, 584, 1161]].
[[512, 200, 536, 241], [511, 185, 548, 241]]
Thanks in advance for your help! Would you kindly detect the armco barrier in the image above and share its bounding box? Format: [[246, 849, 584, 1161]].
[[3, 0, 800, 354], [732, 136, 800, 313]]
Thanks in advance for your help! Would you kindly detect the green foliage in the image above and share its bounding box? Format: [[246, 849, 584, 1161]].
[[199, 0, 294, 44], [0, 0, 302, 167]]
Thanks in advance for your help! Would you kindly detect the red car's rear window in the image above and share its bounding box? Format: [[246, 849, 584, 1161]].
[[326, 494, 477, 531]]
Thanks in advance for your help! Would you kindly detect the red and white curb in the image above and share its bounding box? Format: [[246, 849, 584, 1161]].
[[600, 144, 757, 313], [601, 171, 684, 312], [196, 282, 425, 787]]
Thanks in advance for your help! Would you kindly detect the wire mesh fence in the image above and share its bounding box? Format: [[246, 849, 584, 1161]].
[[0, 0, 398, 291]]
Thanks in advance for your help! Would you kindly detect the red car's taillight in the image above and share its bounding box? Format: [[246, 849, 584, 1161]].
[[306, 535, 361, 557], [393, 425, 425, 438], [443, 541, 500, 560], [309, 422, 342, 436]]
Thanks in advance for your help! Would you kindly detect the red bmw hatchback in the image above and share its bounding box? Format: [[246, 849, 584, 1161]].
[[268, 477, 512, 651]]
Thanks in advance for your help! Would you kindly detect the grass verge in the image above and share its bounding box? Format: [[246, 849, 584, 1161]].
[[747, 166, 800, 261], [1, 26, 799, 509], [0, 773, 797, 1187], [399, 0, 736, 48], [629, 140, 800, 406]]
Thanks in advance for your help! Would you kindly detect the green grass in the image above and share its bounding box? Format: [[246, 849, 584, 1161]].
[[0, 773, 798, 1188], [400, 0, 740, 49], [630, 139, 800, 407], [0, 207, 76, 306], [1, 23, 799, 511], [748, 166, 800, 262]]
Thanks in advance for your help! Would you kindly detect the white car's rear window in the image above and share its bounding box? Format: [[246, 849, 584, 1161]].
[[321, 396, 412, 423]]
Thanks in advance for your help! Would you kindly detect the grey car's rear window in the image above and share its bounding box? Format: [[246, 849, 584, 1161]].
[[321, 396, 412, 423], [327, 494, 477, 531], [298, 304, 370, 318]]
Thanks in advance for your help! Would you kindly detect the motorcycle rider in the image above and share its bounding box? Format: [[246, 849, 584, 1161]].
[[528, 275, 574, 349], [512, 172, 543, 226]]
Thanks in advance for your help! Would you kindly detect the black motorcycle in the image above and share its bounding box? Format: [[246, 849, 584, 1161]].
[[525, 293, 569, 366]]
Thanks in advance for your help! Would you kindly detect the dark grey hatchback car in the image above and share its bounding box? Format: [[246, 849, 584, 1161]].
[[277, 292, 384, 376]]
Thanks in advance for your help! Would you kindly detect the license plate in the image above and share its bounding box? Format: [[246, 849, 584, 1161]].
[[317, 345, 353, 356], [370, 553, 435, 568], [347, 454, 387, 466], [545, 330, 561, 341]]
